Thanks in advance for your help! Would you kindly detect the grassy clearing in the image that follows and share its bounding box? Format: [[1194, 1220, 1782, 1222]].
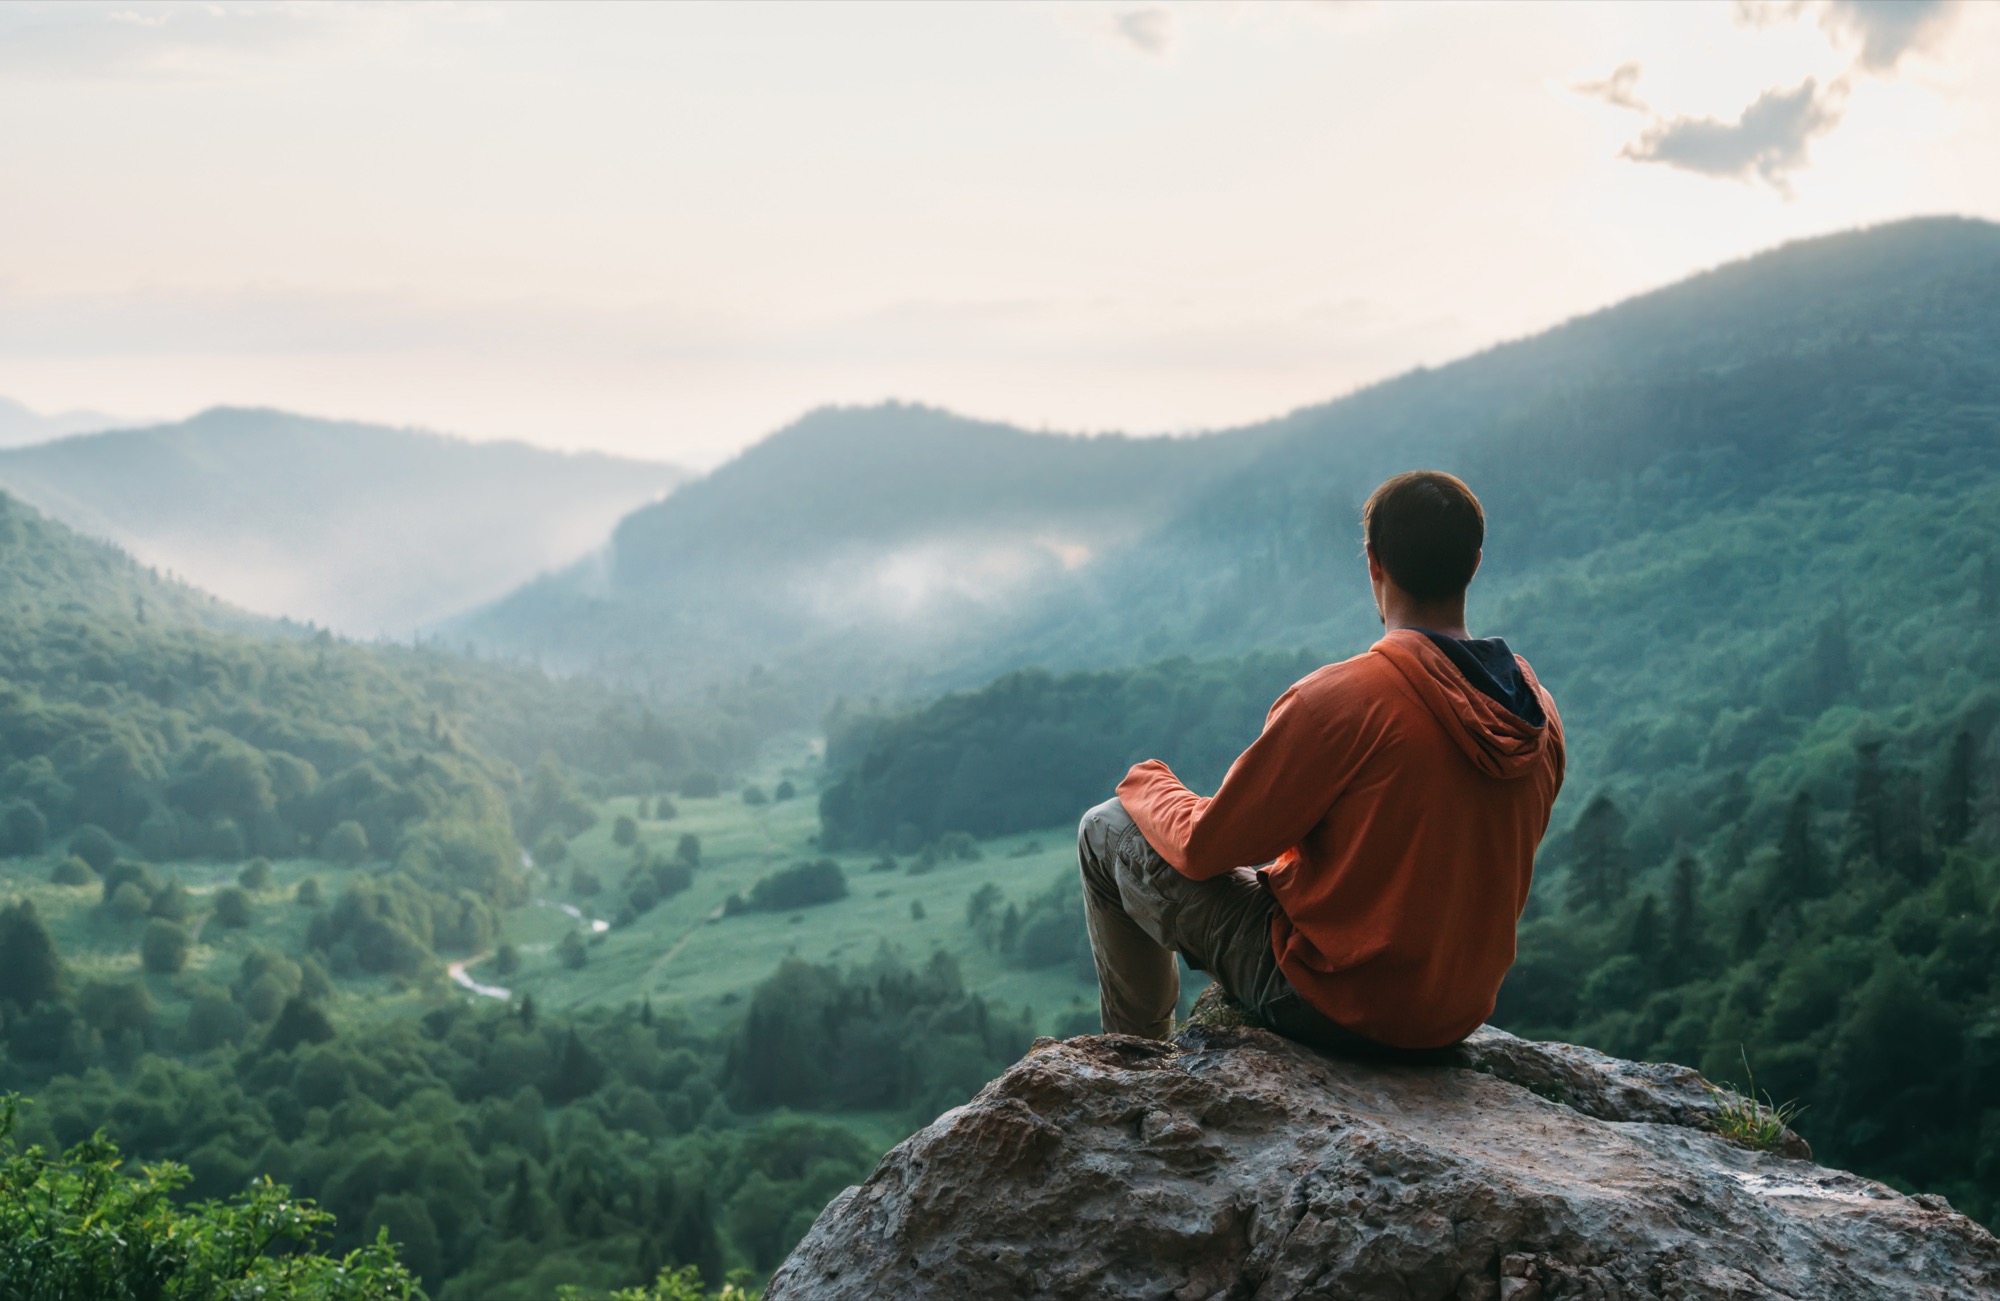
[[483, 745, 1101, 1036], [0, 852, 411, 1021]]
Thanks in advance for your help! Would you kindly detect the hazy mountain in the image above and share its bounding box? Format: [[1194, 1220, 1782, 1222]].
[[456, 217, 2000, 718], [449, 402, 1278, 690], [0, 395, 143, 448], [0, 407, 685, 637]]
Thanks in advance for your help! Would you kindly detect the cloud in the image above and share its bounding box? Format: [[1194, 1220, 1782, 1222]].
[[0, 1, 491, 80], [1818, 0, 1961, 71], [1620, 78, 1845, 194], [1574, 61, 1647, 112], [1109, 7, 1176, 59]]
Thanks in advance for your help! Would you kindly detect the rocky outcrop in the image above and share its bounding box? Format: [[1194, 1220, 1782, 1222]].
[[768, 1023, 2000, 1300]]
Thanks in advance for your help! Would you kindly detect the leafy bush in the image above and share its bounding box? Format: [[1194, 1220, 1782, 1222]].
[[0, 1095, 417, 1300], [140, 919, 189, 975], [747, 859, 847, 912], [212, 886, 254, 929]]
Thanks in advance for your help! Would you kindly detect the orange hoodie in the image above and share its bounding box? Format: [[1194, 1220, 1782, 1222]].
[[1116, 629, 1564, 1049]]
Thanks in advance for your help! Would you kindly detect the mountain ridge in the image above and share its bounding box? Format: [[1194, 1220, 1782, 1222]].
[[0, 407, 686, 638]]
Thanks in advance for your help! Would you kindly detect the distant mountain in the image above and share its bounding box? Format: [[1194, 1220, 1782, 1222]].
[[449, 403, 1277, 691], [0, 408, 685, 636], [0, 395, 142, 448], [457, 217, 2000, 732]]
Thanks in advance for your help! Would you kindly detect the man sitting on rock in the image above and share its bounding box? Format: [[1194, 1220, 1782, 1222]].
[[1077, 470, 1564, 1059]]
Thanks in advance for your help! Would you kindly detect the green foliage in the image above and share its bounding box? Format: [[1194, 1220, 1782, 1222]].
[[726, 950, 1030, 1114], [613, 815, 640, 848], [238, 857, 274, 892], [0, 899, 64, 1007], [50, 854, 96, 887], [819, 651, 1318, 849], [141, 919, 190, 975], [212, 885, 254, 929], [745, 860, 846, 912], [0, 1094, 419, 1300]]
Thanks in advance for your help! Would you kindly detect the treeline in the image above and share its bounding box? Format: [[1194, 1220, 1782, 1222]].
[[0, 913, 1027, 1298], [818, 650, 1319, 850], [1497, 720, 2000, 1225]]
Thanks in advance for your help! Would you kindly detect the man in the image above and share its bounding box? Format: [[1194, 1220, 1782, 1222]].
[[1077, 470, 1563, 1059]]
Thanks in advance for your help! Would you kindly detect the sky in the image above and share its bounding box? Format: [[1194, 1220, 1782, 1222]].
[[0, 0, 1994, 467]]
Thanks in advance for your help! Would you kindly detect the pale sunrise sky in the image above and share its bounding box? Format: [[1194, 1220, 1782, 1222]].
[[1, 0, 1994, 465]]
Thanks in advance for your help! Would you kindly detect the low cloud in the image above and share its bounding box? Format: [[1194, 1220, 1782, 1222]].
[[1818, 0, 1961, 71], [1621, 78, 1845, 195], [0, 1, 491, 80], [1574, 61, 1647, 112], [1109, 7, 1176, 59]]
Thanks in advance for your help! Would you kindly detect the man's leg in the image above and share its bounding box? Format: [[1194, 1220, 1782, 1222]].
[[1077, 797, 1284, 1039]]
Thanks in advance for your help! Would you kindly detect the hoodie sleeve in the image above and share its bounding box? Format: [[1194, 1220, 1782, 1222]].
[[1116, 684, 1345, 881]]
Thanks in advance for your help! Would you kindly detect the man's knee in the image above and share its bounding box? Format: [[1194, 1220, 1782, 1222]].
[[1078, 796, 1131, 858]]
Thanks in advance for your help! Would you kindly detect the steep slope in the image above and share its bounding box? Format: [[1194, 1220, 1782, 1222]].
[[0, 407, 685, 636], [452, 402, 1274, 688]]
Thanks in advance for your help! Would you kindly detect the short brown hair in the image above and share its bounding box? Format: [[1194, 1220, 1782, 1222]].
[[1361, 470, 1485, 600]]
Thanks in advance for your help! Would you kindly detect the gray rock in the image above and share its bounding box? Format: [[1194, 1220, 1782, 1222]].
[[767, 1026, 2000, 1300]]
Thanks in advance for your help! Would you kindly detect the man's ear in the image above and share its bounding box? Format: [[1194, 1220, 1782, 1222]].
[[1365, 546, 1384, 585], [1470, 549, 1483, 582]]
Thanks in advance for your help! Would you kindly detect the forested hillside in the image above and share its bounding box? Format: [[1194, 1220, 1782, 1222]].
[[0, 407, 684, 636], [451, 402, 1275, 693], [0, 490, 1034, 1296]]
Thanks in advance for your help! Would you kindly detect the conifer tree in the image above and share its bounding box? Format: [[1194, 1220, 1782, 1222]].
[[1772, 791, 1827, 901], [1565, 792, 1631, 912], [1663, 853, 1702, 981], [0, 900, 64, 1007], [1937, 729, 1975, 849]]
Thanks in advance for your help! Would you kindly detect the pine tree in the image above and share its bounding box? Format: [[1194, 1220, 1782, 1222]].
[[1663, 853, 1702, 981], [1843, 741, 1888, 872], [1809, 607, 1855, 708], [1772, 791, 1826, 901], [549, 1026, 605, 1103], [0, 900, 64, 1007], [1624, 894, 1664, 981], [1937, 730, 1975, 849], [1565, 792, 1631, 912], [501, 1158, 543, 1240]]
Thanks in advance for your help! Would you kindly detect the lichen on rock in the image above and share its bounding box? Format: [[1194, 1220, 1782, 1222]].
[[767, 1023, 1999, 1300]]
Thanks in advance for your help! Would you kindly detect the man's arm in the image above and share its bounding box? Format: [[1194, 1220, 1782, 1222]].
[[1116, 684, 1347, 880]]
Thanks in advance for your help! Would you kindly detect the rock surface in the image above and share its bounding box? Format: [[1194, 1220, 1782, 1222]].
[[767, 1024, 2000, 1300]]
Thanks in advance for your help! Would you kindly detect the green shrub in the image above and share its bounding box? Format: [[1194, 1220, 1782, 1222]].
[[321, 820, 369, 865], [748, 859, 847, 912], [238, 857, 274, 892], [50, 856, 96, 887], [613, 815, 639, 847], [140, 919, 189, 974], [68, 825, 118, 874], [212, 886, 254, 929], [0, 1095, 416, 1299]]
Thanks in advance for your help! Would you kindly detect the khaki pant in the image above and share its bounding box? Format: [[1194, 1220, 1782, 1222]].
[[1077, 796, 1455, 1063]]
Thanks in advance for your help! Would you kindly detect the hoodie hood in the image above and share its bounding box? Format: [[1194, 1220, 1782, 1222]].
[[1371, 629, 1559, 780]]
